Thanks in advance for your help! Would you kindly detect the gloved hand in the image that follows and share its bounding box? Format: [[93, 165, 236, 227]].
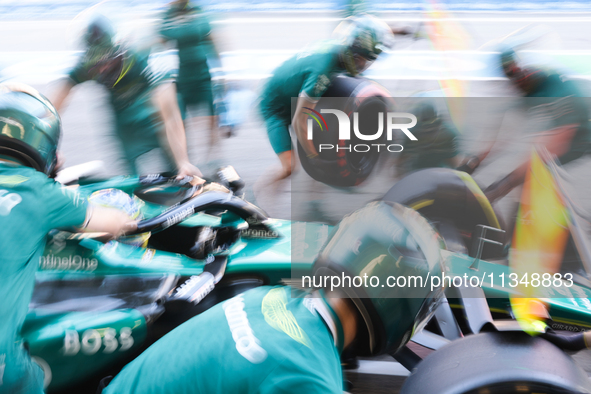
[[456, 155, 481, 175], [176, 162, 203, 179], [541, 329, 591, 351], [307, 156, 338, 170]]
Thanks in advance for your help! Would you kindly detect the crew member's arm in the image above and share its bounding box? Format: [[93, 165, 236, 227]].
[[444, 125, 462, 169], [204, 33, 224, 74], [292, 94, 319, 157], [456, 140, 495, 174], [446, 155, 461, 169], [152, 81, 203, 178], [80, 204, 137, 238], [50, 79, 75, 113], [456, 106, 510, 174], [50, 60, 90, 113], [518, 123, 577, 178], [293, 52, 336, 157], [47, 180, 137, 239], [484, 124, 578, 202]]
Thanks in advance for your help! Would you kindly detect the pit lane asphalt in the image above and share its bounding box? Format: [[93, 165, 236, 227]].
[[6, 11, 591, 393]]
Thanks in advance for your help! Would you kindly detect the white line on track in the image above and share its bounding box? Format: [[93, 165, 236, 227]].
[[382, 17, 591, 22], [7, 49, 591, 56], [221, 49, 591, 55], [210, 16, 591, 24], [0, 11, 539, 25], [5, 13, 591, 28], [8, 49, 591, 83]]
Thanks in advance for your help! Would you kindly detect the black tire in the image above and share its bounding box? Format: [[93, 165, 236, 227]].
[[297, 75, 392, 188], [401, 331, 591, 394], [432, 218, 469, 254], [382, 168, 506, 258], [152, 275, 265, 340]]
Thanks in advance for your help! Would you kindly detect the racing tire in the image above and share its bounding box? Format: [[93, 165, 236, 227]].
[[152, 276, 265, 340], [400, 331, 591, 394], [297, 75, 392, 188], [382, 168, 506, 258]]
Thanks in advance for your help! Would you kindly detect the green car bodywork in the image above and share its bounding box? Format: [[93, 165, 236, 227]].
[[27, 175, 591, 392]]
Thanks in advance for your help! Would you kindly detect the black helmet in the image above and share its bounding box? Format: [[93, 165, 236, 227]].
[[416, 102, 438, 123], [84, 14, 115, 49], [313, 201, 445, 356], [0, 83, 61, 175], [81, 15, 125, 88], [413, 102, 441, 134], [498, 46, 543, 92]]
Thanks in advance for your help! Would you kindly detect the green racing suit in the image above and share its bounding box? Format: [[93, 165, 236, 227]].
[[103, 286, 344, 394], [524, 70, 591, 165], [68, 47, 175, 174], [0, 162, 88, 394], [160, 2, 216, 119], [481, 68, 591, 214], [259, 42, 345, 154]]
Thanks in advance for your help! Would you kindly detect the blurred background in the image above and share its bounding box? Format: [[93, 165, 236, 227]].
[[7, 0, 591, 266], [3, 1, 591, 216], [6, 3, 591, 391]]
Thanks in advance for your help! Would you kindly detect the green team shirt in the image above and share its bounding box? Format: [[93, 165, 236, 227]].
[[260, 42, 345, 119], [525, 71, 591, 164], [160, 3, 213, 84], [342, 0, 368, 18], [400, 121, 459, 171], [104, 286, 344, 394], [0, 163, 87, 392], [69, 48, 170, 113], [69, 47, 175, 170]]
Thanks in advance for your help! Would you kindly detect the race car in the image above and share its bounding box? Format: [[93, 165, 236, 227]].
[[27, 163, 591, 393]]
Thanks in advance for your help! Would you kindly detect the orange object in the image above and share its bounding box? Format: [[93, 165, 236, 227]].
[[424, 0, 472, 129], [510, 151, 570, 334]]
